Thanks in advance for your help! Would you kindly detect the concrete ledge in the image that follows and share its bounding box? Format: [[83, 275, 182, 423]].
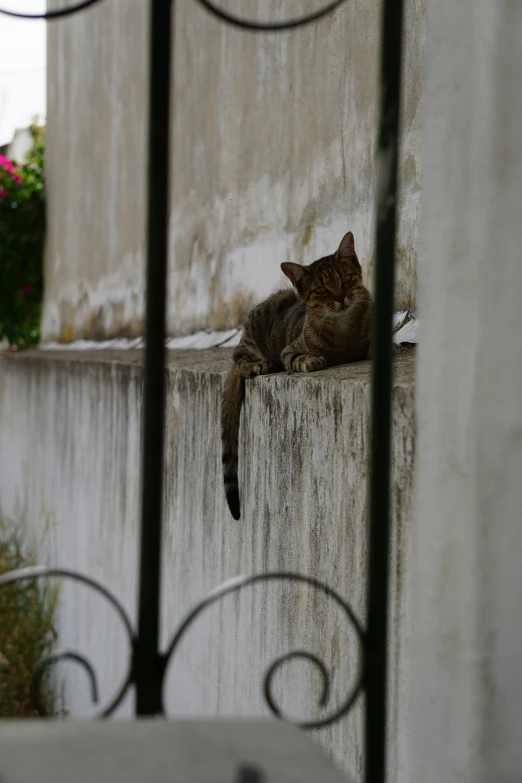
[[0, 348, 415, 780], [0, 719, 350, 783]]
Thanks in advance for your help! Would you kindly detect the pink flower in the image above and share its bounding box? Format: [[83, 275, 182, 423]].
[[18, 285, 34, 297], [12, 174, 22, 184], [0, 189, 7, 199], [0, 155, 14, 175]]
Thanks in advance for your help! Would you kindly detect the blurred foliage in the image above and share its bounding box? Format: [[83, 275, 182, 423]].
[[0, 520, 58, 716], [0, 123, 45, 348]]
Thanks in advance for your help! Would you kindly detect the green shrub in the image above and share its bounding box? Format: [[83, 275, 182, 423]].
[[0, 524, 58, 716], [0, 124, 45, 349]]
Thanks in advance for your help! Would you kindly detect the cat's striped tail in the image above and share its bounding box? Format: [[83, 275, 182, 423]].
[[221, 367, 245, 520]]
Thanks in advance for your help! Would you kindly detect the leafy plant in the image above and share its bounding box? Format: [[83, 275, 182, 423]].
[[0, 522, 58, 716], [0, 124, 45, 348]]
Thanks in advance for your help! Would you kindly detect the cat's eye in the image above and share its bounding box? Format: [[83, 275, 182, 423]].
[[343, 274, 353, 284], [314, 287, 328, 295]]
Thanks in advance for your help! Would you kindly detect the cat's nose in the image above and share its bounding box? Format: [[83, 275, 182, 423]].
[[334, 294, 345, 304]]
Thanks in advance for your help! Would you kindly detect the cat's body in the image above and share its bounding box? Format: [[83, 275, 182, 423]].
[[221, 231, 372, 519]]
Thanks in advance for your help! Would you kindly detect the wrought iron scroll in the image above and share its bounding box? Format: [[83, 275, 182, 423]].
[[162, 572, 365, 727], [0, 566, 134, 717], [0, 0, 108, 19], [0, 1, 405, 782], [0, 567, 364, 725]]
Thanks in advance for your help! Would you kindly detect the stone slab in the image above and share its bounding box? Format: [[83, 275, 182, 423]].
[[0, 719, 349, 783]]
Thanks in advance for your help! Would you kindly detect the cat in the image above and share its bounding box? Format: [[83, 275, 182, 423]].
[[221, 231, 372, 520]]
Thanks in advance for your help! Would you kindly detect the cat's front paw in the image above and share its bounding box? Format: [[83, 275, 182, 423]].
[[252, 360, 276, 376], [292, 355, 327, 373], [236, 358, 276, 378]]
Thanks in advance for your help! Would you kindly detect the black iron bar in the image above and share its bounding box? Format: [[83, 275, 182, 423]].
[[365, 0, 405, 780], [135, 0, 174, 715]]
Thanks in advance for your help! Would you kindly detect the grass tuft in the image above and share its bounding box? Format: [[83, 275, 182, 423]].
[[0, 521, 58, 717]]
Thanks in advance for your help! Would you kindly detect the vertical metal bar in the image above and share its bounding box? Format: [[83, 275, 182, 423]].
[[135, 0, 173, 715], [365, 0, 404, 780]]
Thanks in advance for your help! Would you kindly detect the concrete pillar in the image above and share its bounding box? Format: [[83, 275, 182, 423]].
[[410, 1, 522, 781]]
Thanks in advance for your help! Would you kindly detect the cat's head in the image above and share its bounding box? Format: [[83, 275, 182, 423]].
[[281, 232, 364, 315]]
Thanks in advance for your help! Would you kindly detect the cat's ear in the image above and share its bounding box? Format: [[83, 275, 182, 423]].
[[336, 231, 356, 260], [281, 262, 306, 286]]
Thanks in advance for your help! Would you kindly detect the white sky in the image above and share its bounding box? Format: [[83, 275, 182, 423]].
[[0, 2, 46, 145]]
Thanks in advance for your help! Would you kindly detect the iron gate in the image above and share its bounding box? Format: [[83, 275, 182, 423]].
[[0, 1, 404, 781]]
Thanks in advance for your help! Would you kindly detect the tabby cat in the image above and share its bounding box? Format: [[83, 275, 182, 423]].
[[221, 231, 372, 519]]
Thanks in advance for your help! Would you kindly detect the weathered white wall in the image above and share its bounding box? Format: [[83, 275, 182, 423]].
[[0, 350, 415, 780], [43, 0, 425, 342], [4, 128, 34, 165], [409, 1, 522, 781]]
